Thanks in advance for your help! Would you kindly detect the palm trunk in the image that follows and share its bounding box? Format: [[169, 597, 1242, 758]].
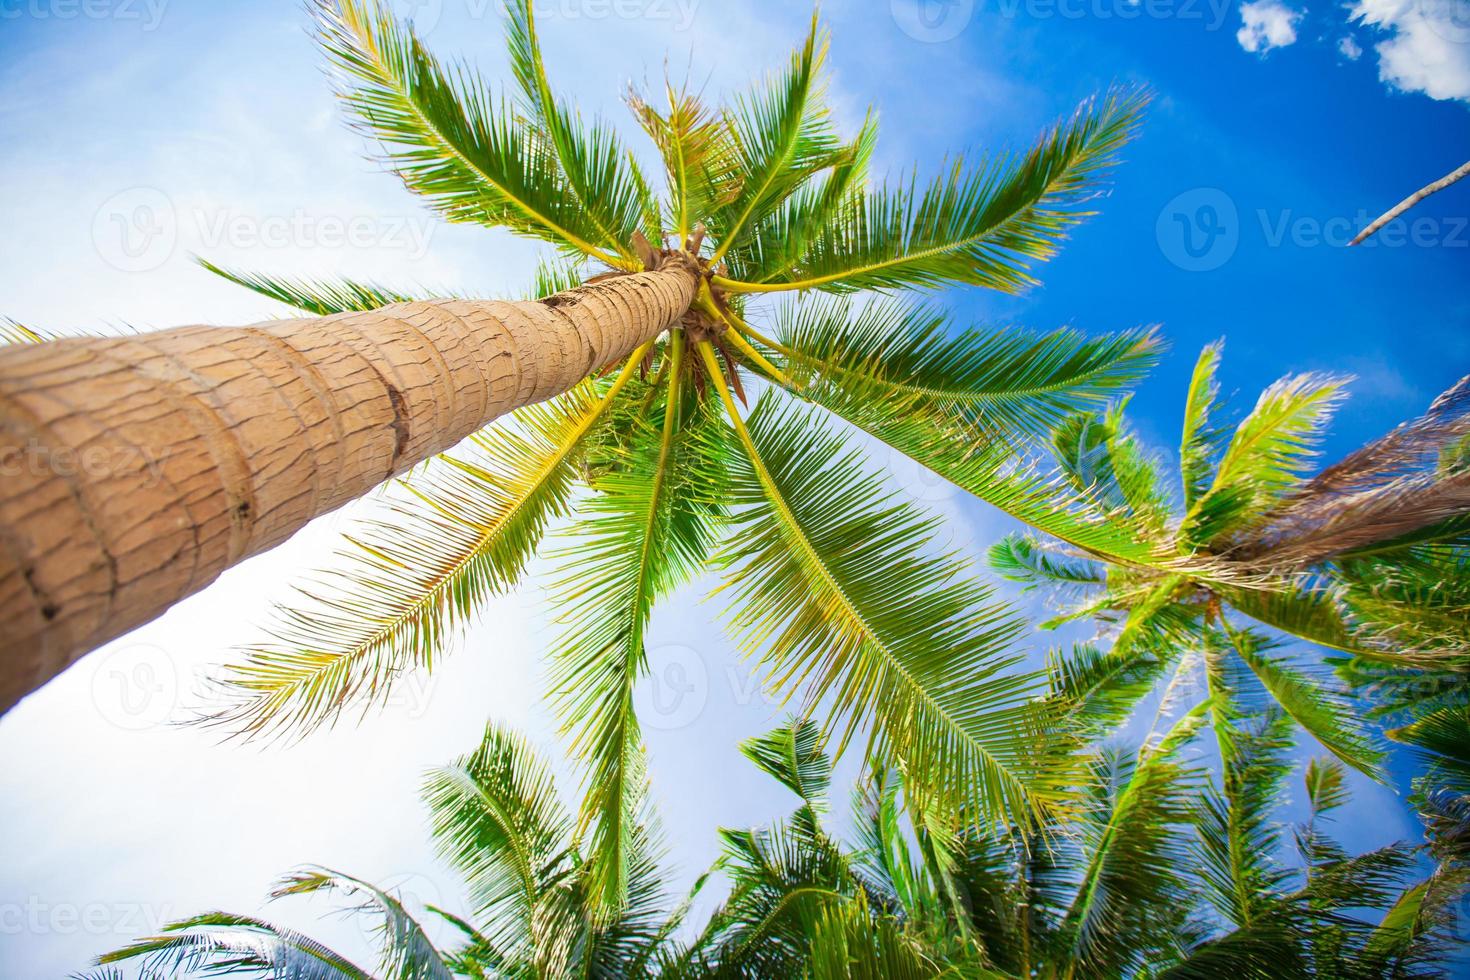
[[1350, 158, 1470, 246], [0, 266, 698, 714]]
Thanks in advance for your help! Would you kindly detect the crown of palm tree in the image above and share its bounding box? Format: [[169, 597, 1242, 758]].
[[152, 0, 1174, 914], [989, 343, 1470, 783]]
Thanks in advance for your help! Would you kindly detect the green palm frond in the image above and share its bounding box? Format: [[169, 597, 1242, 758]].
[[741, 717, 833, 814], [1046, 643, 1167, 739], [1217, 581, 1392, 660], [1052, 405, 1173, 532], [315, 0, 627, 264], [1387, 704, 1470, 790], [270, 868, 453, 980], [1179, 342, 1227, 510], [206, 378, 626, 740], [804, 898, 948, 980], [628, 83, 729, 242], [728, 114, 878, 285], [197, 258, 428, 315], [768, 293, 1161, 439], [1059, 705, 1208, 979], [422, 723, 576, 969], [990, 533, 1107, 593], [849, 767, 934, 922], [1196, 698, 1296, 928], [95, 912, 370, 979], [706, 13, 842, 265], [549, 358, 730, 910], [720, 87, 1146, 294], [1224, 625, 1384, 779], [502, 0, 655, 259], [1337, 542, 1470, 660], [526, 255, 588, 299], [1185, 373, 1347, 547], [713, 388, 1076, 829]]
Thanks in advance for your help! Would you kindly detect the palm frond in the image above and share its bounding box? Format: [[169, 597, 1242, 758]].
[[548, 360, 730, 910], [741, 717, 833, 814], [1185, 373, 1347, 548], [502, 0, 655, 259], [706, 13, 842, 264], [204, 379, 623, 740], [1059, 706, 1208, 979], [1224, 625, 1384, 779], [314, 0, 626, 263], [769, 293, 1161, 439], [989, 533, 1107, 593], [1179, 342, 1227, 510], [0, 318, 48, 344], [804, 898, 948, 980], [711, 384, 1077, 833], [95, 912, 370, 979], [270, 868, 453, 980], [197, 258, 428, 315], [421, 723, 576, 969], [720, 87, 1146, 294], [628, 83, 729, 242], [1046, 642, 1167, 739]]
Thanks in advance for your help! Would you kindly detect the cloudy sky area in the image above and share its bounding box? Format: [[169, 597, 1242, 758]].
[[1, 0, 1469, 975]]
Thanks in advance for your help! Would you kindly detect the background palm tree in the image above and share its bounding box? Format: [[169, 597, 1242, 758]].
[[86, 708, 1466, 978]]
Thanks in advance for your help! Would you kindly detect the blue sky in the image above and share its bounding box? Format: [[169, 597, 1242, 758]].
[[1, 0, 1468, 975]]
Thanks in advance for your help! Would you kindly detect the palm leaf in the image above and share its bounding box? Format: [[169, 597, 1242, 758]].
[[720, 87, 1146, 294], [502, 0, 655, 259], [197, 258, 428, 315], [421, 723, 577, 970], [548, 357, 730, 910], [314, 0, 624, 264], [1179, 342, 1226, 510], [0, 319, 48, 344], [711, 384, 1076, 831], [205, 377, 626, 740], [95, 912, 370, 979], [628, 83, 729, 242], [741, 717, 833, 814], [270, 868, 453, 980]]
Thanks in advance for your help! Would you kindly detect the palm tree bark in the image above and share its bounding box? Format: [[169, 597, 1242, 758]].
[[0, 266, 698, 714], [1350, 159, 1470, 246]]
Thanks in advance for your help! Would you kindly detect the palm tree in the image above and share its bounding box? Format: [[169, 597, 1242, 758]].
[[0, 0, 1152, 719], [985, 343, 1470, 781], [82, 723, 695, 979], [0, 0, 1175, 911], [86, 708, 1464, 978]]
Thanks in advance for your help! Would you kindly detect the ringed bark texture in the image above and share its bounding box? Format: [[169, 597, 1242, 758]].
[[0, 266, 697, 714]]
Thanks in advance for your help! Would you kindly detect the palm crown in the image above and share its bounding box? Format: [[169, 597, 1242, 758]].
[[190, 0, 1168, 912]]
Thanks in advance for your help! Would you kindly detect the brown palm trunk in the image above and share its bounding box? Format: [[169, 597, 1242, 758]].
[[0, 266, 698, 714]]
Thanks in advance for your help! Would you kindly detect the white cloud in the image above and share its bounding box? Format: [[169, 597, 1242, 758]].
[[1339, 34, 1365, 57], [1351, 0, 1470, 101], [1237, 0, 1306, 53]]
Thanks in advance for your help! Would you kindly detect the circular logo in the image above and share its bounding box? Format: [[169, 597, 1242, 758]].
[[886, 446, 957, 506], [92, 187, 177, 274], [89, 643, 180, 730], [1418, 0, 1470, 43], [390, 0, 443, 36], [635, 643, 708, 731], [891, 0, 975, 42], [1156, 187, 1239, 272]]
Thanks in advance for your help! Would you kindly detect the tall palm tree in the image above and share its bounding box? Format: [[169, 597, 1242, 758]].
[[985, 343, 1470, 780], [0, 0, 1175, 910], [0, 0, 1152, 718]]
